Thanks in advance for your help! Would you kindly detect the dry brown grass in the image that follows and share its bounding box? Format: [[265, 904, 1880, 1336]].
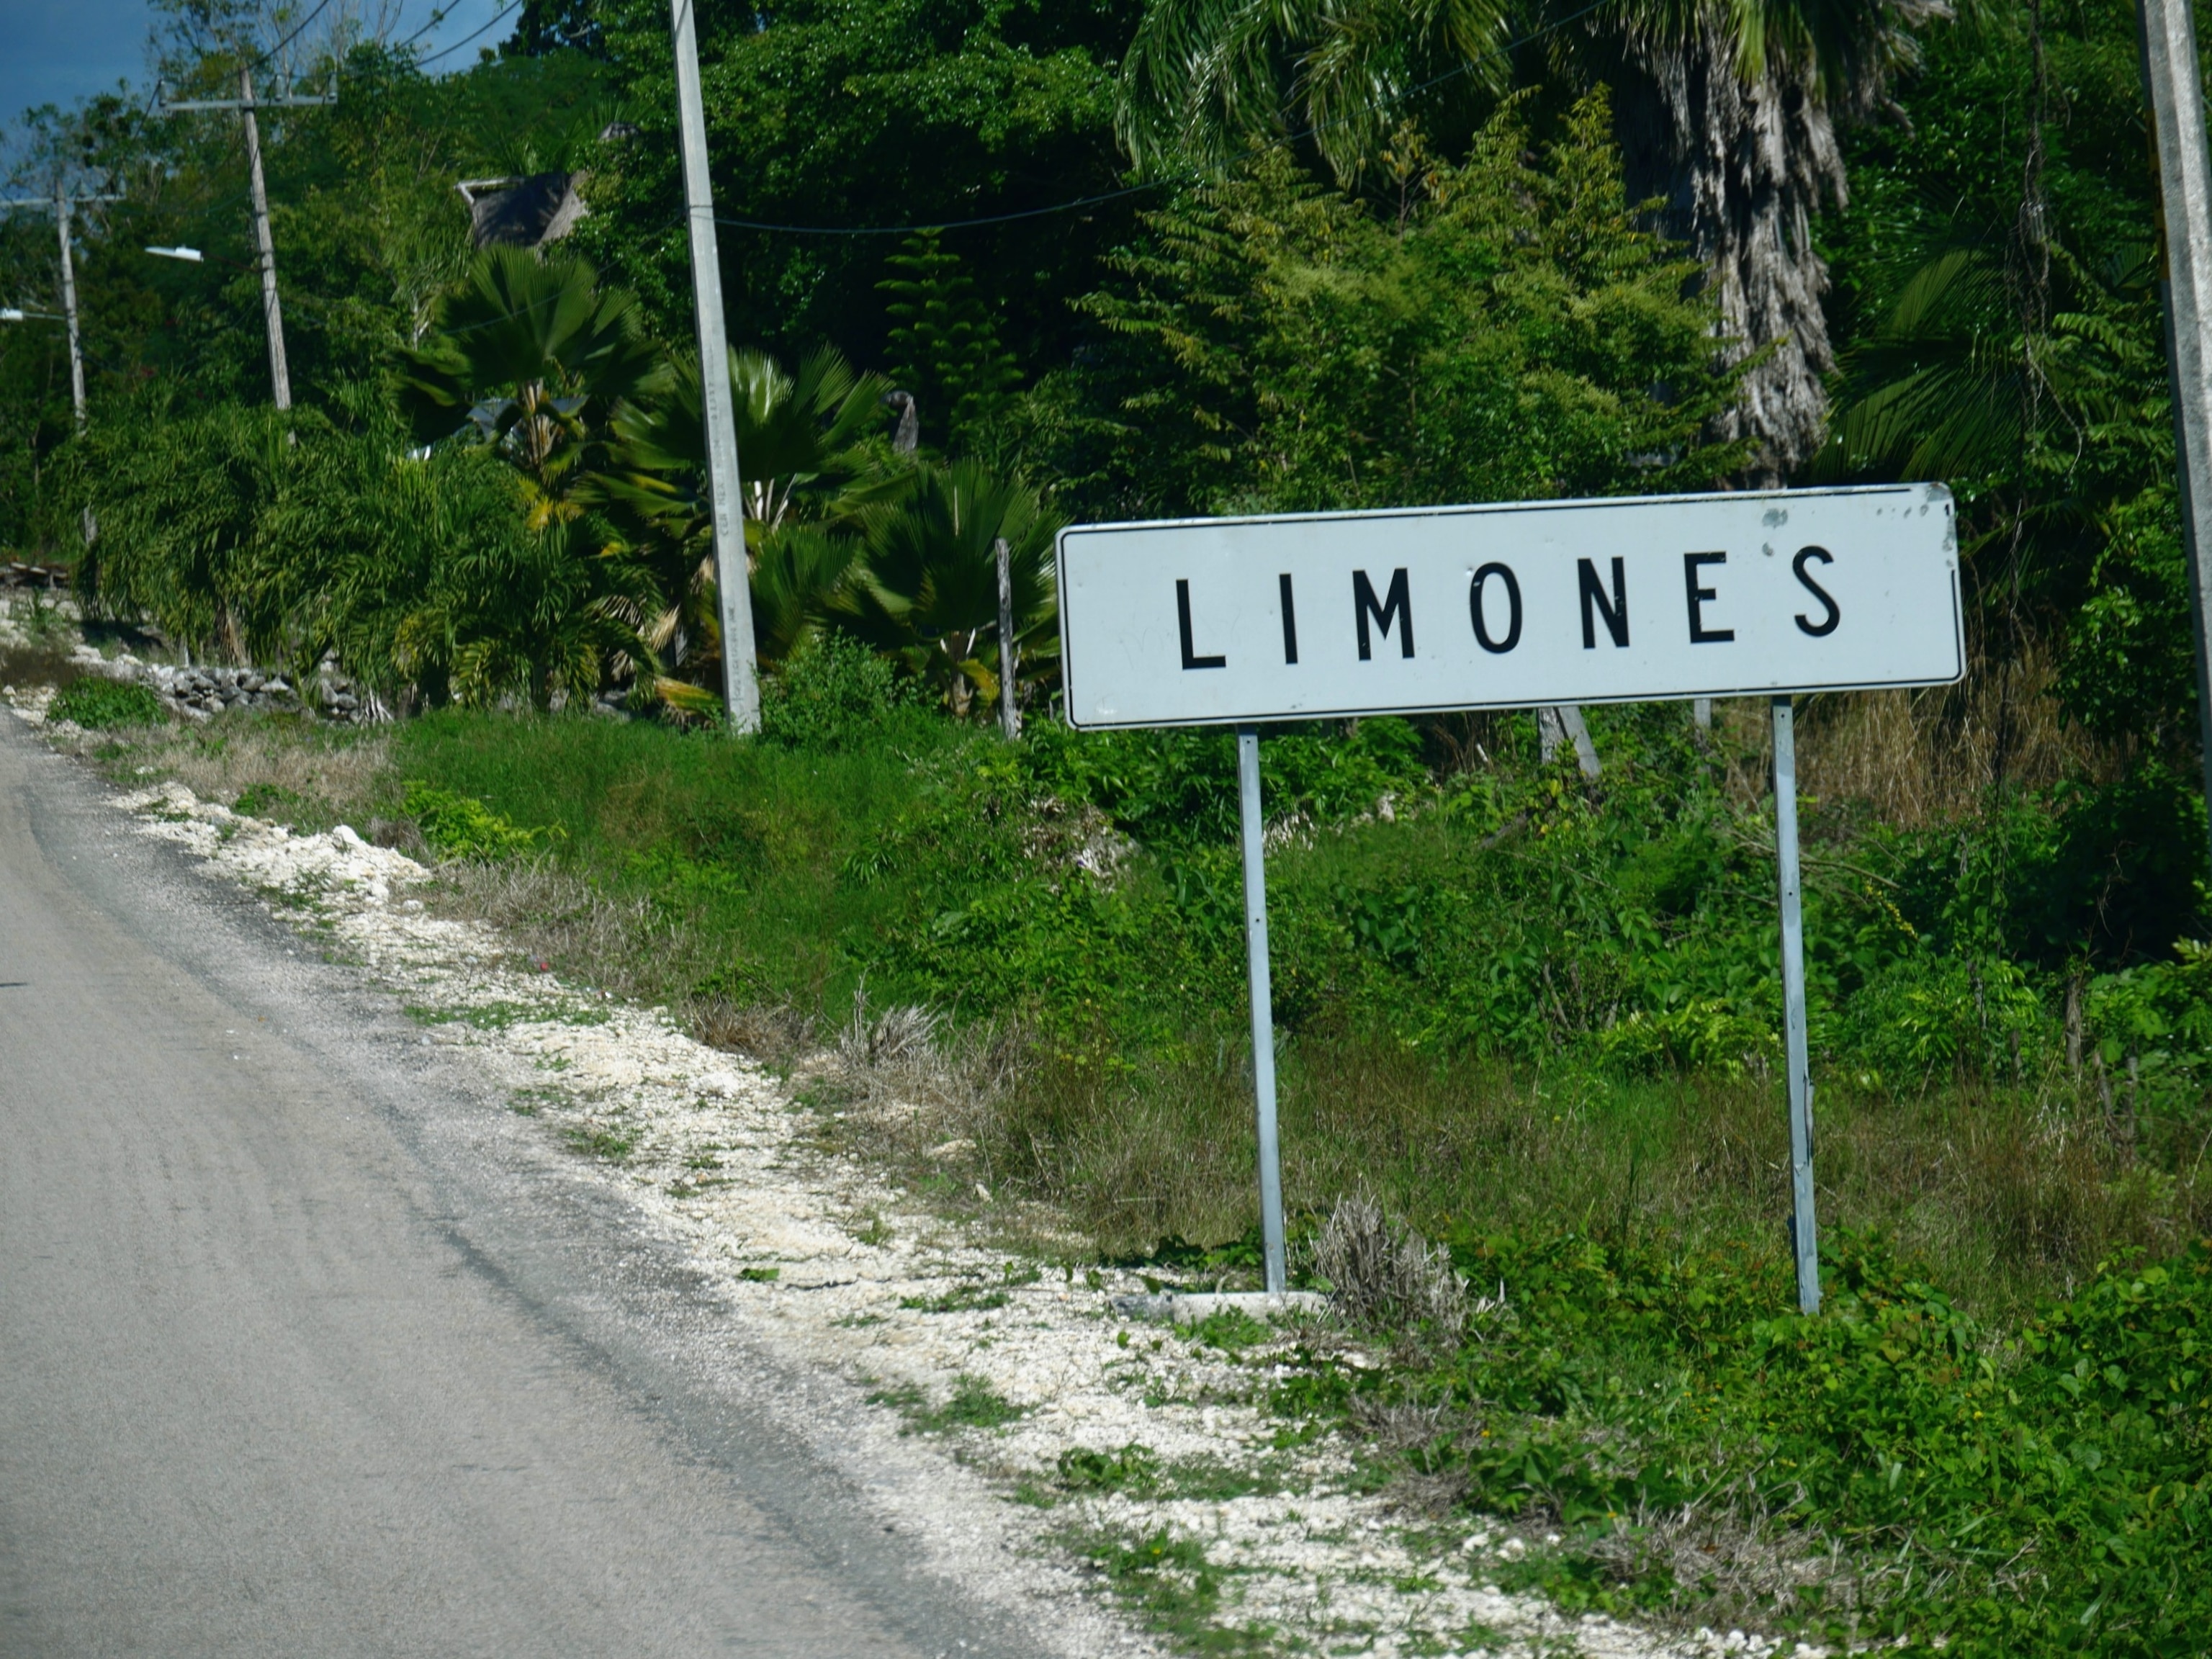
[[922, 1034, 2212, 1313], [430, 855, 717, 994], [78, 715, 397, 824], [1714, 644, 2123, 827]]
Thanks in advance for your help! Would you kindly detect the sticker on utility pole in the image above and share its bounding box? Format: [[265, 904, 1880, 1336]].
[[1056, 484, 1962, 729]]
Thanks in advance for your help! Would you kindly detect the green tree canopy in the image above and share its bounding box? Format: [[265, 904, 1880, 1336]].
[[1053, 91, 1744, 521]]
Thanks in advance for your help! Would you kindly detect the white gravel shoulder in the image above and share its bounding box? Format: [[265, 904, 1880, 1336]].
[[97, 768, 1807, 1659]]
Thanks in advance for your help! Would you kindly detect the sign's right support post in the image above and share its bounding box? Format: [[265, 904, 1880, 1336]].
[[1236, 727, 1289, 1295], [1771, 696, 1821, 1314]]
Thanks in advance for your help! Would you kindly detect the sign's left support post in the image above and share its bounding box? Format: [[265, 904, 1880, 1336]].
[[1236, 727, 1288, 1295], [1772, 696, 1821, 1314]]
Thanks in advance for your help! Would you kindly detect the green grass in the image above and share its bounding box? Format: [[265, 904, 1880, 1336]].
[[560, 1124, 635, 1161], [1078, 1529, 1273, 1655], [307, 704, 2207, 1313], [869, 1375, 1026, 1434], [899, 1285, 1012, 1313], [232, 781, 306, 821], [387, 705, 968, 1017], [50, 677, 165, 729], [1057, 1443, 1285, 1503]]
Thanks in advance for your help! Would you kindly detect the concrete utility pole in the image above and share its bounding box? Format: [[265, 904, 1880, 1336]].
[[2139, 0, 2212, 873], [669, 0, 762, 734], [157, 68, 334, 411], [0, 188, 122, 431]]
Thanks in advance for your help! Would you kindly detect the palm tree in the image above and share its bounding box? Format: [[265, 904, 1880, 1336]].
[[598, 343, 891, 534], [828, 460, 1061, 716], [392, 247, 666, 526], [588, 343, 894, 701], [1118, 0, 1934, 477], [389, 251, 666, 706]]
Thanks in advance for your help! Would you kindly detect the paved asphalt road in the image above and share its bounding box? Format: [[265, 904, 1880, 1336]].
[[0, 721, 1044, 1659]]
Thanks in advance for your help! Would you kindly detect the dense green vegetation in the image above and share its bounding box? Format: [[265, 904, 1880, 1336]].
[[16, 0, 2212, 1650]]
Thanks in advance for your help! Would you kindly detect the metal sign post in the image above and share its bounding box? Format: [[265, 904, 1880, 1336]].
[[1772, 697, 1820, 1313], [1057, 484, 1964, 1314], [1236, 727, 1289, 1293]]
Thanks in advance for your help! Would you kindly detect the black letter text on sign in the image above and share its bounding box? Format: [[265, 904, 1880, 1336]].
[[1578, 557, 1629, 649], [1057, 486, 1959, 729], [1683, 552, 1734, 644], [1354, 568, 1415, 660], [1470, 563, 1522, 653], [1057, 485, 1964, 1328], [1178, 578, 1226, 670], [1792, 547, 1841, 637]]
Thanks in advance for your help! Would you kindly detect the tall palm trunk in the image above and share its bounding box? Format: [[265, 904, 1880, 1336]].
[[1116, 0, 1933, 481], [1615, 24, 1848, 480]]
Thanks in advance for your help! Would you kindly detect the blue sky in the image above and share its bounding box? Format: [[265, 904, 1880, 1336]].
[[1, 0, 514, 137]]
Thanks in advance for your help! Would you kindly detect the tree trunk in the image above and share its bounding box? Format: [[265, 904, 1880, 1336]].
[[1614, 23, 1854, 479]]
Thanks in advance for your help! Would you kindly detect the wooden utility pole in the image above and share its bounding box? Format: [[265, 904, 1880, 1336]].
[[2139, 0, 2212, 874], [156, 69, 334, 410], [54, 186, 89, 431], [668, 0, 762, 733], [239, 67, 289, 409], [0, 188, 122, 431]]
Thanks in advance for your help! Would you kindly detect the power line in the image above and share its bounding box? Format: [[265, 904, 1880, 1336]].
[[392, 4, 462, 53], [415, 0, 522, 68], [713, 182, 1164, 238], [251, 0, 341, 75]]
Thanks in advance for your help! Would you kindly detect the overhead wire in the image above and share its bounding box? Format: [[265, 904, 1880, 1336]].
[[391, 3, 465, 54], [413, 0, 523, 68], [248, 0, 342, 77], [165, 0, 513, 104]]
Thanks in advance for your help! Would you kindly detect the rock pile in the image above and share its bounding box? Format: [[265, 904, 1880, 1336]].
[[139, 663, 301, 718], [66, 645, 374, 724]]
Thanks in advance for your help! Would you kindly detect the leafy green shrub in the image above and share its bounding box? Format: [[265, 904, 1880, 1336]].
[[1065, 90, 1745, 522], [1840, 950, 2049, 1089], [403, 781, 554, 861], [1349, 1230, 2212, 1652], [48, 678, 165, 729], [1596, 999, 1779, 1078], [757, 630, 914, 751]]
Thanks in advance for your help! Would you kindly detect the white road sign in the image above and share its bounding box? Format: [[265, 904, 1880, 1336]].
[[1056, 484, 1961, 729]]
